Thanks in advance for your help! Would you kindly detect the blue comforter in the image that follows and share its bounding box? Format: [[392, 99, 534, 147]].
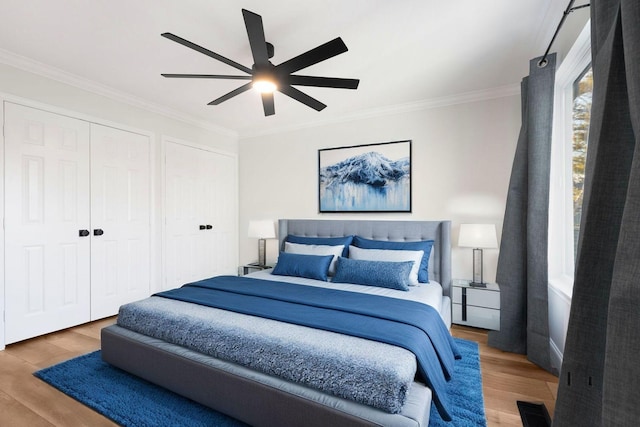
[[155, 275, 461, 421]]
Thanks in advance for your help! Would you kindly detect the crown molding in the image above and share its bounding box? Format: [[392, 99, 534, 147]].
[[0, 48, 237, 138], [239, 83, 521, 139], [0, 47, 520, 142]]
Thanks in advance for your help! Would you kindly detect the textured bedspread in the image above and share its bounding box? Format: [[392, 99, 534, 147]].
[[118, 296, 417, 413], [118, 276, 459, 419]]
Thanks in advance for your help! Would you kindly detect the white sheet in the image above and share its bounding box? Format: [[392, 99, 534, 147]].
[[246, 269, 444, 315]]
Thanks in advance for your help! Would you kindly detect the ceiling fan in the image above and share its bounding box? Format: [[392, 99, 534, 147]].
[[161, 9, 360, 116]]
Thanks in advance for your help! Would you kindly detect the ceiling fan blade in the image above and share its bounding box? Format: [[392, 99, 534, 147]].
[[276, 37, 348, 74], [162, 74, 252, 80], [278, 85, 326, 111], [242, 9, 270, 67], [207, 82, 253, 105], [262, 92, 275, 116], [287, 75, 359, 89], [161, 32, 252, 74]]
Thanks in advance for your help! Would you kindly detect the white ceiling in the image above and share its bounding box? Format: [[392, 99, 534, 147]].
[[1, 0, 567, 138]]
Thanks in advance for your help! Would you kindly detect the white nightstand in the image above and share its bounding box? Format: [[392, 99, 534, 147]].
[[452, 279, 500, 330]]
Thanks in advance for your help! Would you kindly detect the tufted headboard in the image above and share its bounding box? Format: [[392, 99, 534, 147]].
[[278, 219, 452, 296]]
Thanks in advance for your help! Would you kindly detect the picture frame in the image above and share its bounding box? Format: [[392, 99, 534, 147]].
[[318, 140, 412, 213]]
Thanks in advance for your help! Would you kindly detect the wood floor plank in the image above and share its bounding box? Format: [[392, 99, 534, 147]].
[[485, 407, 523, 426], [0, 388, 55, 427]]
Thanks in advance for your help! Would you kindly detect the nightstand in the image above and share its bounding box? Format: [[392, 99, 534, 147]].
[[452, 279, 500, 330], [239, 263, 271, 276]]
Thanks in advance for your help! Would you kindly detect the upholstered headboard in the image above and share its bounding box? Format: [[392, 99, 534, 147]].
[[278, 219, 452, 296]]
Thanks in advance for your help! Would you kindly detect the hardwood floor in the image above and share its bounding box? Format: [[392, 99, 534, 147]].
[[0, 320, 557, 426], [452, 325, 558, 426]]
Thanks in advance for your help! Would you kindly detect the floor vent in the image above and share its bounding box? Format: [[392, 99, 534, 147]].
[[517, 401, 551, 427]]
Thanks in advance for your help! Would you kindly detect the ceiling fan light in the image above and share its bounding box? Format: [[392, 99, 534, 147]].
[[253, 79, 277, 93]]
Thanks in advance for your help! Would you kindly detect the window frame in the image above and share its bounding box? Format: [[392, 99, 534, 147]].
[[548, 21, 592, 298]]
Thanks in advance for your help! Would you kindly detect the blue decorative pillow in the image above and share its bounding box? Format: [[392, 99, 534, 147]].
[[272, 252, 333, 281], [286, 235, 353, 257], [332, 257, 413, 291], [352, 236, 434, 283]]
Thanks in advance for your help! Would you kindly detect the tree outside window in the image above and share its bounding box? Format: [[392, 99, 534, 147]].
[[572, 66, 592, 255]]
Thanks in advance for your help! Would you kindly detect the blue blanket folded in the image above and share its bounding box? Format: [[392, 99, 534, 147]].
[[155, 275, 460, 421]]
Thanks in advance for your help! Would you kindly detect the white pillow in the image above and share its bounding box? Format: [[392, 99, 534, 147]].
[[347, 245, 424, 285], [284, 242, 345, 275]]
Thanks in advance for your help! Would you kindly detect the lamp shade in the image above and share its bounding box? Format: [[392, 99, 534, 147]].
[[248, 220, 276, 239], [458, 224, 498, 249]]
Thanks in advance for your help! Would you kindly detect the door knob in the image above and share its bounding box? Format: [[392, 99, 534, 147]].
[[206, 225, 212, 230], [199, 225, 206, 230], [79, 229, 90, 237], [93, 229, 104, 236]]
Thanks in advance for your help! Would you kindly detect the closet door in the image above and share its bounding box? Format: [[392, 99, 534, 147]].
[[165, 141, 201, 289], [90, 124, 150, 320], [206, 149, 237, 277], [164, 141, 237, 290], [4, 103, 91, 344]]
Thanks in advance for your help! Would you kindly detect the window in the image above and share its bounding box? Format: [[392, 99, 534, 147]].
[[548, 21, 592, 297], [571, 67, 592, 255]]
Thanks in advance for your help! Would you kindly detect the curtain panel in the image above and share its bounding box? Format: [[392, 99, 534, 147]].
[[554, 0, 640, 425], [487, 54, 556, 374]]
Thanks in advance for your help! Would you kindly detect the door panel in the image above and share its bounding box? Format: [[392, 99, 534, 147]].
[[207, 150, 237, 275], [4, 102, 91, 344], [164, 142, 237, 291], [165, 142, 201, 289], [90, 124, 150, 320]]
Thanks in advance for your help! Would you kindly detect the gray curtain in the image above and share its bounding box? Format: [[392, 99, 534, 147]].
[[554, 1, 640, 425], [487, 54, 556, 374]]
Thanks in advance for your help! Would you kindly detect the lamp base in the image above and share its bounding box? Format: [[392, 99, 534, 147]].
[[471, 248, 485, 287], [469, 281, 487, 288], [257, 238, 267, 268]]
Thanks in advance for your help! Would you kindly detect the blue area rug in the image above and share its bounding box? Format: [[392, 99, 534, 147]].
[[430, 338, 487, 427], [35, 337, 486, 426]]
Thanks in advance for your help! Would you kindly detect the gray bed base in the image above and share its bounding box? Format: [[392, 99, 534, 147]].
[[101, 219, 452, 427], [102, 325, 431, 427]]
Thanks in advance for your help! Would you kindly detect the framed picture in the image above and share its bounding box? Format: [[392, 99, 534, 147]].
[[318, 140, 411, 213]]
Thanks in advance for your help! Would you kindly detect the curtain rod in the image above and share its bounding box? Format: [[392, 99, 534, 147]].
[[538, 1, 591, 68]]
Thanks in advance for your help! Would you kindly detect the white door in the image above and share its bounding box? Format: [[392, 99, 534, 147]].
[[206, 149, 237, 276], [4, 102, 91, 344], [165, 141, 201, 289], [90, 124, 150, 319], [164, 141, 237, 290]]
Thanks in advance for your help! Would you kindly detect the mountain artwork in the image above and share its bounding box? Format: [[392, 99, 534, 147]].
[[319, 141, 411, 212]]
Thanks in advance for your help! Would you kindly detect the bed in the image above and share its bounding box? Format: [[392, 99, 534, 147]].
[[101, 219, 454, 427]]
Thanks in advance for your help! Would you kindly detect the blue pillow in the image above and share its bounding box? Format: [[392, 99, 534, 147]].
[[272, 252, 333, 281], [332, 257, 413, 291], [352, 236, 434, 283], [286, 235, 353, 257]]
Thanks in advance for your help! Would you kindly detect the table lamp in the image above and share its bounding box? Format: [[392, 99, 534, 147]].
[[458, 224, 498, 287], [248, 220, 276, 267]]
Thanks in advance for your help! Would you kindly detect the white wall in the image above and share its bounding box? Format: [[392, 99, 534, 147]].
[[238, 94, 521, 280], [0, 62, 237, 153]]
